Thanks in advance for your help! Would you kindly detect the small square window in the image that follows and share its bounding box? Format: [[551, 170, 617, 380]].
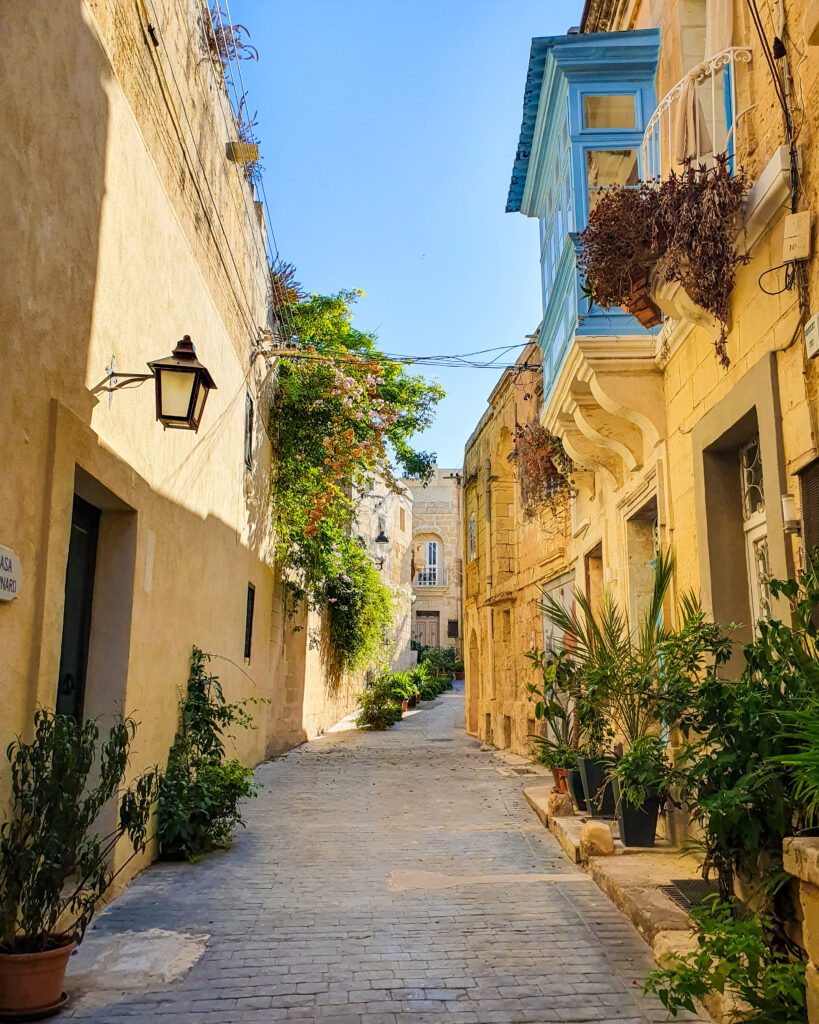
[[447, 618, 459, 639], [583, 94, 636, 129]]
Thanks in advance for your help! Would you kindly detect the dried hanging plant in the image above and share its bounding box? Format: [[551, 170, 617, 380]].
[[269, 261, 304, 314], [579, 155, 750, 367], [205, 4, 259, 69], [512, 423, 573, 520]]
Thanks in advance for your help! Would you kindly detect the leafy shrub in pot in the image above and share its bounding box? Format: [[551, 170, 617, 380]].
[[612, 735, 670, 847], [0, 711, 158, 1017]]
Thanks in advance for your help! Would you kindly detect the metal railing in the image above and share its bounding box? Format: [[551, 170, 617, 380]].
[[414, 567, 448, 588], [641, 47, 752, 181]]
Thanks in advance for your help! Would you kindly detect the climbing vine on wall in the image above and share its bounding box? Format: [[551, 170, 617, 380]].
[[271, 288, 444, 681]]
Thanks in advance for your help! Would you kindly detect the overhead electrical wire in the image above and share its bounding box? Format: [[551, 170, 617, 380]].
[[139, 0, 263, 343]]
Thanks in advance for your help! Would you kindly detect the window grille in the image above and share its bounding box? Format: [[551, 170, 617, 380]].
[[244, 583, 255, 661], [447, 618, 459, 639]]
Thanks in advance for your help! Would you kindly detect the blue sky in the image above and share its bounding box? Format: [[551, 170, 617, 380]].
[[231, 0, 582, 466]]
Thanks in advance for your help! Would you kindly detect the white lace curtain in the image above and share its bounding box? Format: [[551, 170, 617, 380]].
[[673, 0, 734, 164]]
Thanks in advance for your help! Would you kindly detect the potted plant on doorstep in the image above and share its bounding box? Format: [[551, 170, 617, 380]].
[[612, 735, 671, 847], [526, 648, 579, 798], [540, 551, 683, 831], [0, 711, 159, 1019]]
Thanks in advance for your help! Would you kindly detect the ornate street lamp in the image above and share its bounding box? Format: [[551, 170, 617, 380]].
[[95, 336, 217, 433], [373, 527, 390, 570], [147, 336, 217, 432]]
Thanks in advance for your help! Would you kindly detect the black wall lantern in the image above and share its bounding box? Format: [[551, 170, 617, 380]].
[[148, 336, 217, 432], [95, 336, 216, 433]]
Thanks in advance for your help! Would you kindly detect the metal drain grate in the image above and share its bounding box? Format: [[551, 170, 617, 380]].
[[659, 879, 720, 911], [429, 738, 454, 743]]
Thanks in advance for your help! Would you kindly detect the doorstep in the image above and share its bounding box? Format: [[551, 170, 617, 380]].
[[523, 785, 712, 1014]]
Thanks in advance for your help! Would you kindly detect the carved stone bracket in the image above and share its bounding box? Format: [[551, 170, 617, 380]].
[[543, 337, 666, 485]]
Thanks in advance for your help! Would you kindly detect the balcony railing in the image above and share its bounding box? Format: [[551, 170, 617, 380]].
[[641, 47, 752, 181], [415, 567, 448, 588]]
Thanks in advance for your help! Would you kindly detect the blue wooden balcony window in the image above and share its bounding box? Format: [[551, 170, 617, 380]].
[[507, 28, 662, 394]]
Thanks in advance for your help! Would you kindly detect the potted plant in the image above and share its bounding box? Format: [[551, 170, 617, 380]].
[[453, 659, 465, 681], [611, 735, 670, 847], [0, 710, 158, 1018], [526, 648, 580, 798], [578, 156, 750, 367]]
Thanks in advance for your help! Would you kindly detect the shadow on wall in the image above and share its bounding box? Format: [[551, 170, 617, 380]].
[[0, 1, 112, 740]]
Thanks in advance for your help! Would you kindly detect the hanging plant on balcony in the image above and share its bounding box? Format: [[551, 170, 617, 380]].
[[512, 423, 573, 519], [579, 155, 750, 367]]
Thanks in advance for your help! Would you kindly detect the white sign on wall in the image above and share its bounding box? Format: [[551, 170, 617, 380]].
[[0, 546, 22, 602]]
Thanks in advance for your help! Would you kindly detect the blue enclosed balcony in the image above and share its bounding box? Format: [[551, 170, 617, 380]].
[[507, 28, 662, 396]]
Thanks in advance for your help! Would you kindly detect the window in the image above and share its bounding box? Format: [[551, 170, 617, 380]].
[[583, 94, 636, 129], [468, 513, 477, 561], [739, 437, 771, 624], [447, 618, 459, 639], [244, 392, 254, 469], [417, 541, 439, 586], [586, 148, 639, 213], [243, 583, 255, 661]]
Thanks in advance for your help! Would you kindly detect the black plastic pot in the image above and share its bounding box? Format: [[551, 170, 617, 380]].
[[578, 756, 616, 818], [408, 694, 418, 708], [568, 768, 588, 813], [613, 778, 660, 847]]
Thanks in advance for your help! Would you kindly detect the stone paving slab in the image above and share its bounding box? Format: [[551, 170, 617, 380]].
[[66, 693, 704, 1023]]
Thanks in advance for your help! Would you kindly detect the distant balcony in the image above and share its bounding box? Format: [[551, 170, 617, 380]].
[[641, 47, 753, 181], [414, 567, 448, 588]]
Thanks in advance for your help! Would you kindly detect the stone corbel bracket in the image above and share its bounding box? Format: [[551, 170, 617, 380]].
[[543, 338, 666, 487]]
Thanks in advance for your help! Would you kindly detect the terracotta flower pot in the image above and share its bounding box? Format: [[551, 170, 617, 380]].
[[401, 699, 409, 712], [551, 768, 569, 794], [622, 279, 662, 328], [0, 941, 75, 1018]]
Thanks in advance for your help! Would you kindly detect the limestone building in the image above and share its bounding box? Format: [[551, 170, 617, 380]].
[[0, 0, 358, 880], [352, 478, 415, 670], [403, 467, 464, 652], [463, 343, 571, 750], [495, 0, 819, 1010]]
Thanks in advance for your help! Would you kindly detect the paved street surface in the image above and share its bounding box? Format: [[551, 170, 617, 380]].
[[68, 692, 696, 1023]]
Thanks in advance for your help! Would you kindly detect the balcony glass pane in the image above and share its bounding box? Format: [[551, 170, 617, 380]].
[[586, 148, 639, 213], [583, 94, 636, 129]]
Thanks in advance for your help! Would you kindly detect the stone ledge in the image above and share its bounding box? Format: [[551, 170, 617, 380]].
[[784, 836, 819, 889]]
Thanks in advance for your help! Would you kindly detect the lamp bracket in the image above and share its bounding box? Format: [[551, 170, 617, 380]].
[[92, 355, 153, 406]]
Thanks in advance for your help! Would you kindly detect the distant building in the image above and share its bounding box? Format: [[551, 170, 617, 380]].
[[462, 343, 570, 750], [353, 478, 414, 671], [403, 467, 463, 652]]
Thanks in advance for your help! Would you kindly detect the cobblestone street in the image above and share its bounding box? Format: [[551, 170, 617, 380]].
[[67, 693, 692, 1023]]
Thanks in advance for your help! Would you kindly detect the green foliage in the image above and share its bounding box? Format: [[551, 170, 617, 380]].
[[540, 551, 679, 750], [615, 735, 670, 808], [417, 645, 459, 677], [0, 710, 158, 953], [356, 672, 404, 730], [644, 896, 806, 1022], [670, 559, 819, 904], [526, 648, 579, 769], [157, 648, 258, 862], [271, 289, 443, 677]]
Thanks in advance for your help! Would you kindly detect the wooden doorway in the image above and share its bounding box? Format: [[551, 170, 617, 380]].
[[414, 610, 440, 647], [56, 495, 100, 720]]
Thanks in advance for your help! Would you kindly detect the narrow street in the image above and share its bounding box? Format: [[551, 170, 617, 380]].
[[67, 694, 693, 1024]]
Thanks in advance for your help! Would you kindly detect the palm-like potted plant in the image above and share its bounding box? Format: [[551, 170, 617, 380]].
[[540, 551, 677, 838], [0, 710, 158, 1017], [526, 648, 580, 798]]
